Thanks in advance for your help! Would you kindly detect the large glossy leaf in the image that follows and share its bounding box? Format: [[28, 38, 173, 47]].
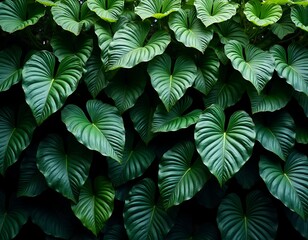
[[286, 208, 308, 239], [291, 5, 308, 32], [22, 51, 83, 125], [244, 0, 282, 26], [108, 22, 171, 70], [51, 0, 96, 36], [0, 46, 22, 92], [148, 54, 197, 111], [87, 0, 124, 22], [0, 0, 45, 33], [0, 104, 36, 175], [37, 134, 93, 202], [124, 178, 175, 240], [217, 190, 278, 239], [62, 100, 125, 162], [152, 96, 202, 133], [72, 176, 115, 236], [135, 0, 181, 20], [194, 0, 238, 27], [225, 40, 274, 94], [159, 141, 210, 209], [294, 91, 308, 117], [259, 151, 308, 219], [95, 22, 113, 67], [270, 44, 308, 95], [0, 193, 29, 240], [194, 104, 255, 186], [168, 8, 213, 53], [271, 9, 296, 39]]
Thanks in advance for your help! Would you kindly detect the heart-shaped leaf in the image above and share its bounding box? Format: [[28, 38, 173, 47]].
[[87, 0, 124, 22], [159, 141, 210, 209], [148, 54, 197, 111], [135, 0, 181, 20], [271, 9, 296, 39], [108, 22, 171, 70], [37, 134, 93, 202], [0, 0, 45, 33], [259, 151, 308, 219], [168, 8, 213, 53], [291, 5, 308, 32], [225, 40, 274, 94], [0, 104, 36, 175], [194, 0, 238, 27], [0, 46, 22, 92], [195, 104, 255, 186], [270, 44, 308, 95], [217, 190, 278, 239], [72, 176, 115, 236], [62, 100, 125, 162], [124, 178, 175, 240], [22, 51, 83, 125], [244, 0, 282, 26]]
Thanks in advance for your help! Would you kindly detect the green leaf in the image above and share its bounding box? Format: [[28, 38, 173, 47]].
[[104, 224, 128, 240], [168, 8, 213, 53], [87, 0, 124, 22], [62, 100, 125, 162], [0, 0, 45, 33], [271, 9, 296, 39], [259, 151, 308, 219], [270, 44, 308, 95], [0, 193, 29, 240], [124, 178, 175, 240], [194, 0, 238, 27], [37, 134, 92, 202], [0, 104, 36, 175], [0, 46, 22, 92], [194, 104, 255, 186], [286, 208, 308, 239], [72, 176, 115, 236], [105, 68, 147, 114], [108, 22, 171, 70], [22, 51, 83, 125], [95, 22, 113, 67], [50, 31, 93, 66], [235, 158, 260, 190], [225, 40, 274, 94], [244, 0, 282, 26], [36, 0, 56, 6], [296, 126, 308, 144], [193, 49, 220, 95], [159, 141, 210, 209], [135, 0, 181, 20], [291, 5, 308, 32], [294, 91, 308, 117], [152, 96, 202, 133], [217, 190, 278, 239], [51, 0, 96, 36], [148, 54, 197, 111]]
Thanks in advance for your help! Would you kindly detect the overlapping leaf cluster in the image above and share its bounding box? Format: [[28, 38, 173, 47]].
[[0, 0, 308, 239]]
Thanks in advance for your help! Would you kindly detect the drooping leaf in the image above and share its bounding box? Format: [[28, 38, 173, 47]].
[[87, 0, 124, 22], [194, 0, 238, 27], [124, 178, 175, 240], [152, 96, 202, 133], [225, 40, 274, 94], [0, 46, 22, 92], [159, 141, 210, 209], [95, 22, 114, 67], [62, 100, 125, 162], [168, 8, 213, 53], [244, 0, 282, 26], [72, 176, 115, 236], [286, 208, 308, 239], [135, 0, 181, 20], [51, 0, 96, 36], [0, 0, 45, 33], [194, 104, 255, 186], [148, 54, 197, 111], [217, 190, 278, 239], [271, 9, 296, 39], [0, 104, 36, 175], [291, 5, 308, 32], [22, 51, 83, 125], [108, 22, 171, 70], [270, 44, 308, 95], [37, 134, 93, 202], [294, 91, 308, 117], [259, 151, 308, 219]]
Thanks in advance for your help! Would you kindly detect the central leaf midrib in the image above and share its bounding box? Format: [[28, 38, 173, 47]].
[[283, 172, 303, 211]]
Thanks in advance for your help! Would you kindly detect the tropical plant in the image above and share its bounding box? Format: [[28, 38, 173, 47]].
[[0, 0, 307, 239]]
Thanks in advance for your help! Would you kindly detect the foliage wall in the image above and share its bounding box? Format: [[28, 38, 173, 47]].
[[0, 0, 308, 239]]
